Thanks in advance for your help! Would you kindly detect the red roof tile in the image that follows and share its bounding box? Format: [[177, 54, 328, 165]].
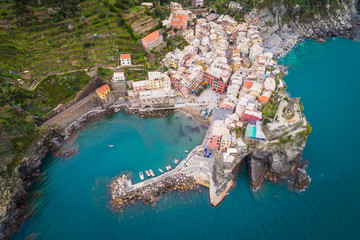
[[171, 15, 187, 26], [243, 81, 253, 88], [141, 30, 161, 44], [120, 54, 130, 59], [96, 84, 110, 94]]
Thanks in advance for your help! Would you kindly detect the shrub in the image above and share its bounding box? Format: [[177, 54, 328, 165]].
[[77, 23, 84, 29], [92, 19, 100, 25], [83, 42, 92, 48], [117, 18, 125, 26], [98, 13, 106, 18]]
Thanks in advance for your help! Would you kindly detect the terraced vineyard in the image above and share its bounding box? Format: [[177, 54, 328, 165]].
[[0, 0, 157, 88]]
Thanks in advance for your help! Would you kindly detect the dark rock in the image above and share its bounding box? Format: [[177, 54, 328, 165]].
[[248, 151, 270, 189], [294, 170, 311, 191], [268, 151, 299, 176]]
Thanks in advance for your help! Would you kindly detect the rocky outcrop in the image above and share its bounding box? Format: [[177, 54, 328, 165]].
[[248, 151, 270, 189], [125, 108, 174, 118], [258, 0, 360, 57], [248, 149, 301, 190], [0, 130, 62, 239]]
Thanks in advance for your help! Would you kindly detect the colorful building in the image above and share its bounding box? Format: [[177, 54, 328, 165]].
[[96, 84, 111, 99], [204, 67, 231, 94], [220, 133, 232, 152], [148, 71, 169, 90], [141, 30, 163, 50], [207, 121, 230, 149], [240, 109, 262, 121], [207, 135, 222, 149], [171, 14, 188, 30], [132, 80, 149, 95], [120, 54, 131, 66]]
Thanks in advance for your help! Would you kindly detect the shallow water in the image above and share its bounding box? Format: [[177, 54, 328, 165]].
[[11, 38, 360, 239]]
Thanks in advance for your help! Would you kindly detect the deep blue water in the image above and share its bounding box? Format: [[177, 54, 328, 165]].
[[12, 38, 360, 239]]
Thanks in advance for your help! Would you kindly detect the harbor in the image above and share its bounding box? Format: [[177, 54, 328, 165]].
[[110, 144, 216, 208]]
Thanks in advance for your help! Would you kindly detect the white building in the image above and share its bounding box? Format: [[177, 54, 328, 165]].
[[120, 54, 131, 66], [112, 72, 125, 82]]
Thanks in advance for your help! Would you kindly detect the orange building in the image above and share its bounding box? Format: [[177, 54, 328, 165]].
[[171, 15, 187, 30], [141, 30, 163, 50], [96, 84, 111, 99]]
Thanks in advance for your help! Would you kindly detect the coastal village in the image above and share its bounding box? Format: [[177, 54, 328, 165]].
[[96, 2, 311, 208], [39, 2, 312, 208]]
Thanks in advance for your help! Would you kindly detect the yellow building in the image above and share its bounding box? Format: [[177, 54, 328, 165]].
[[148, 72, 164, 89], [167, 59, 177, 69], [226, 21, 238, 34], [96, 84, 111, 99]]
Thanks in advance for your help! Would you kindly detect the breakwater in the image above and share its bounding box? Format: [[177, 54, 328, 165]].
[[109, 144, 217, 208]]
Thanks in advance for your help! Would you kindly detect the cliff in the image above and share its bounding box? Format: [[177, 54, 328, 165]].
[[258, 0, 360, 56], [0, 129, 62, 239]]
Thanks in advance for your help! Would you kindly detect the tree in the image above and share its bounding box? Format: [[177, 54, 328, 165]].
[[145, 6, 150, 15], [83, 42, 92, 48], [174, 28, 178, 33], [162, 31, 168, 38]]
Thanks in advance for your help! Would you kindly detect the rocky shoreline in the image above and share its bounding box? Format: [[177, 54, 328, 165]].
[[0, 105, 178, 239], [258, 0, 360, 57], [110, 173, 198, 208], [1, 2, 359, 238]]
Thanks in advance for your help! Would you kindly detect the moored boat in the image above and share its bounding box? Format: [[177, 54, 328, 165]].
[[159, 168, 163, 173], [149, 169, 155, 177], [139, 172, 144, 180], [166, 166, 169, 170], [185, 150, 189, 153], [173, 159, 179, 164], [145, 170, 150, 177], [168, 165, 172, 170]]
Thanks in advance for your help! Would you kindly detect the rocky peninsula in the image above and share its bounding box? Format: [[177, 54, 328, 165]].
[[1, 1, 360, 239]]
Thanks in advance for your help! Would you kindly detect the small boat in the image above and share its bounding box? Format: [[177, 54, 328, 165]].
[[168, 165, 172, 170], [159, 168, 163, 173], [149, 169, 155, 177], [166, 166, 169, 170], [185, 150, 189, 153], [139, 172, 144, 180], [145, 170, 150, 177], [173, 159, 179, 164], [108, 145, 115, 148]]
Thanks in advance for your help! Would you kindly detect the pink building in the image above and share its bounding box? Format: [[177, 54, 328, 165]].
[[220, 133, 231, 152], [141, 30, 163, 50], [240, 110, 262, 121], [207, 135, 221, 148], [207, 121, 229, 149], [171, 15, 188, 30], [220, 101, 235, 110], [132, 80, 149, 95], [204, 67, 231, 94]]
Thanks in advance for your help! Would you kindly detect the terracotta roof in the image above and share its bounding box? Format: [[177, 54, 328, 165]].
[[120, 54, 130, 59], [96, 84, 110, 94], [243, 81, 253, 88], [171, 15, 187, 26], [142, 30, 160, 43], [258, 95, 270, 103]]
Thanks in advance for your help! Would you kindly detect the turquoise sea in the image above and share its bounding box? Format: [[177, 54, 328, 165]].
[[11, 38, 360, 239]]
